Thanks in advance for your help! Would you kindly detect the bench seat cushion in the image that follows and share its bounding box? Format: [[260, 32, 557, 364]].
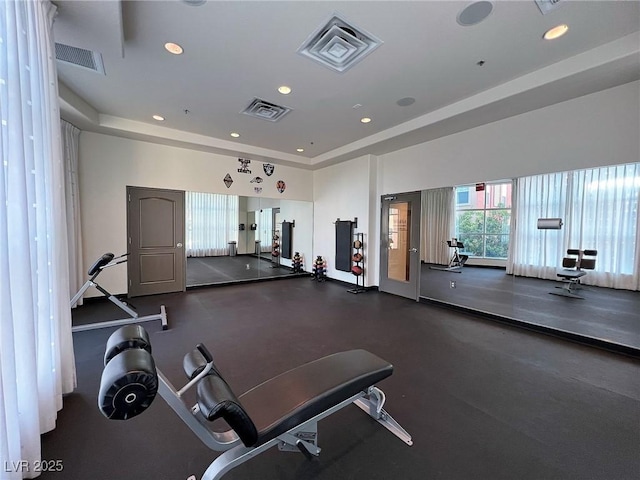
[[237, 349, 392, 446], [558, 269, 587, 279]]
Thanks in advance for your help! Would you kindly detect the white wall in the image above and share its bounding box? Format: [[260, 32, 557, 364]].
[[313, 155, 376, 286], [78, 133, 313, 295], [381, 81, 640, 194]]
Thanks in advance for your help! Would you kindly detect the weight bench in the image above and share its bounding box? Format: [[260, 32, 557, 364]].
[[98, 326, 412, 480], [70, 252, 168, 332], [550, 249, 597, 299]]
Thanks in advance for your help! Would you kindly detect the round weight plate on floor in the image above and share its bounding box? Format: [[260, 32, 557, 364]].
[[351, 265, 363, 276], [98, 349, 158, 420], [104, 325, 152, 366]]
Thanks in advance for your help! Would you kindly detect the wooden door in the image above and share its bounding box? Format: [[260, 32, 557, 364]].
[[127, 186, 185, 297]]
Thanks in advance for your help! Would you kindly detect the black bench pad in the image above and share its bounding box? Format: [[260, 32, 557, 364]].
[[558, 270, 587, 279], [88, 252, 114, 276], [241, 349, 392, 445], [201, 350, 392, 446]]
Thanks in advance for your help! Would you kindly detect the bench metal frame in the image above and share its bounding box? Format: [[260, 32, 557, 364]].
[[157, 366, 412, 480], [71, 254, 168, 332]]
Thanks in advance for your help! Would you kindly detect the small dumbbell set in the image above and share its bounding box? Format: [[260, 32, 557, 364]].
[[98, 325, 412, 480]]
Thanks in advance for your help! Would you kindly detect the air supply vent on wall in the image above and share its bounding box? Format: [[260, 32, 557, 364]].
[[297, 12, 383, 73], [241, 98, 291, 122], [55, 43, 105, 74], [535, 0, 564, 15]]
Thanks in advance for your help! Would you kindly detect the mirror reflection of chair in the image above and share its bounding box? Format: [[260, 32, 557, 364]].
[[550, 249, 597, 299]]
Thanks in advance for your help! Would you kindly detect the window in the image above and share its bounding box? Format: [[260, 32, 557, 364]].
[[455, 182, 512, 259], [456, 187, 470, 206]]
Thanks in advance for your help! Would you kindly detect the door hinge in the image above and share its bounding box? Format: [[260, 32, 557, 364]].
[[128, 237, 131, 244], [128, 194, 131, 202], [129, 279, 132, 286]]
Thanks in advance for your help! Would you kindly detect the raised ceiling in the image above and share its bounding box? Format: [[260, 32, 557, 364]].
[[54, 1, 640, 169]]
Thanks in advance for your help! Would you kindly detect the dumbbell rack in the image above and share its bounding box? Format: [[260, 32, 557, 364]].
[[348, 233, 366, 294]]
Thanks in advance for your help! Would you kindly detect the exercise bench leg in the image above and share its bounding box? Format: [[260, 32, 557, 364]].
[[353, 387, 413, 446]]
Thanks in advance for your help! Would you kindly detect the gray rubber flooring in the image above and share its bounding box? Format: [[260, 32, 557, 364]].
[[421, 264, 640, 353], [187, 254, 296, 286], [186, 255, 292, 287], [45, 278, 639, 480]]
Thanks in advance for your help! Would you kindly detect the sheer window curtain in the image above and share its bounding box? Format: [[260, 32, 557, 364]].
[[507, 172, 567, 279], [256, 209, 273, 253], [1, 2, 77, 479], [420, 188, 454, 265], [507, 164, 639, 290], [61, 120, 82, 306], [185, 192, 239, 257]]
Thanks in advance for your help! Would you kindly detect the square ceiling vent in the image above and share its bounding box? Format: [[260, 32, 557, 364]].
[[55, 43, 105, 74], [241, 98, 291, 122], [297, 13, 383, 73]]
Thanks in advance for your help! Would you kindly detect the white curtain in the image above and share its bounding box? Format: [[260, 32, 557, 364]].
[[256, 208, 273, 253], [507, 172, 567, 279], [61, 120, 83, 306], [507, 164, 639, 290], [186, 192, 239, 257], [420, 187, 454, 264], [1, 1, 77, 479]]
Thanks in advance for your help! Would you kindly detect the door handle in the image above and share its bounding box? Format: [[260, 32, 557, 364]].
[[176, 243, 183, 248], [409, 248, 418, 253]]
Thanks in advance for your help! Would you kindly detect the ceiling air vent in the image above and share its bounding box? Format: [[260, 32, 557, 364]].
[[55, 43, 105, 75], [297, 12, 383, 73], [241, 98, 291, 122], [535, 0, 564, 15]]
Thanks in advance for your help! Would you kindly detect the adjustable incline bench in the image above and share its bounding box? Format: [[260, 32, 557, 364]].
[[550, 249, 597, 299], [70, 253, 168, 332], [98, 325, 413, 480]]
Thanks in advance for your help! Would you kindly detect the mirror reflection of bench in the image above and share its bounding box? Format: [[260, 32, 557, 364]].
[[98, 325, 412, 480], [70, 252, 168, 332], [550, 249, 597, 299], [429, 238, 469, 272]]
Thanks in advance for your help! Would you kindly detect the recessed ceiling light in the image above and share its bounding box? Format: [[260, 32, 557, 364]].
[[152, 115, 165, 121], [230, 132, 240, 138], [164, 42, 184, 55], [296, 148, 304, 152], [278, 86, 292, 95], [360, 117, 372, 124], [543, 24, 569, 40]]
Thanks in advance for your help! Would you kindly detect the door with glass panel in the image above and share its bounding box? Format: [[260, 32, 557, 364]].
[[380, 192, 421, 300]]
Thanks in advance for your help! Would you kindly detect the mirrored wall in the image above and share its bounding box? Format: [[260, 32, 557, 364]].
[[185, 194, 313, 287], [419, 163, 640, 351]]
